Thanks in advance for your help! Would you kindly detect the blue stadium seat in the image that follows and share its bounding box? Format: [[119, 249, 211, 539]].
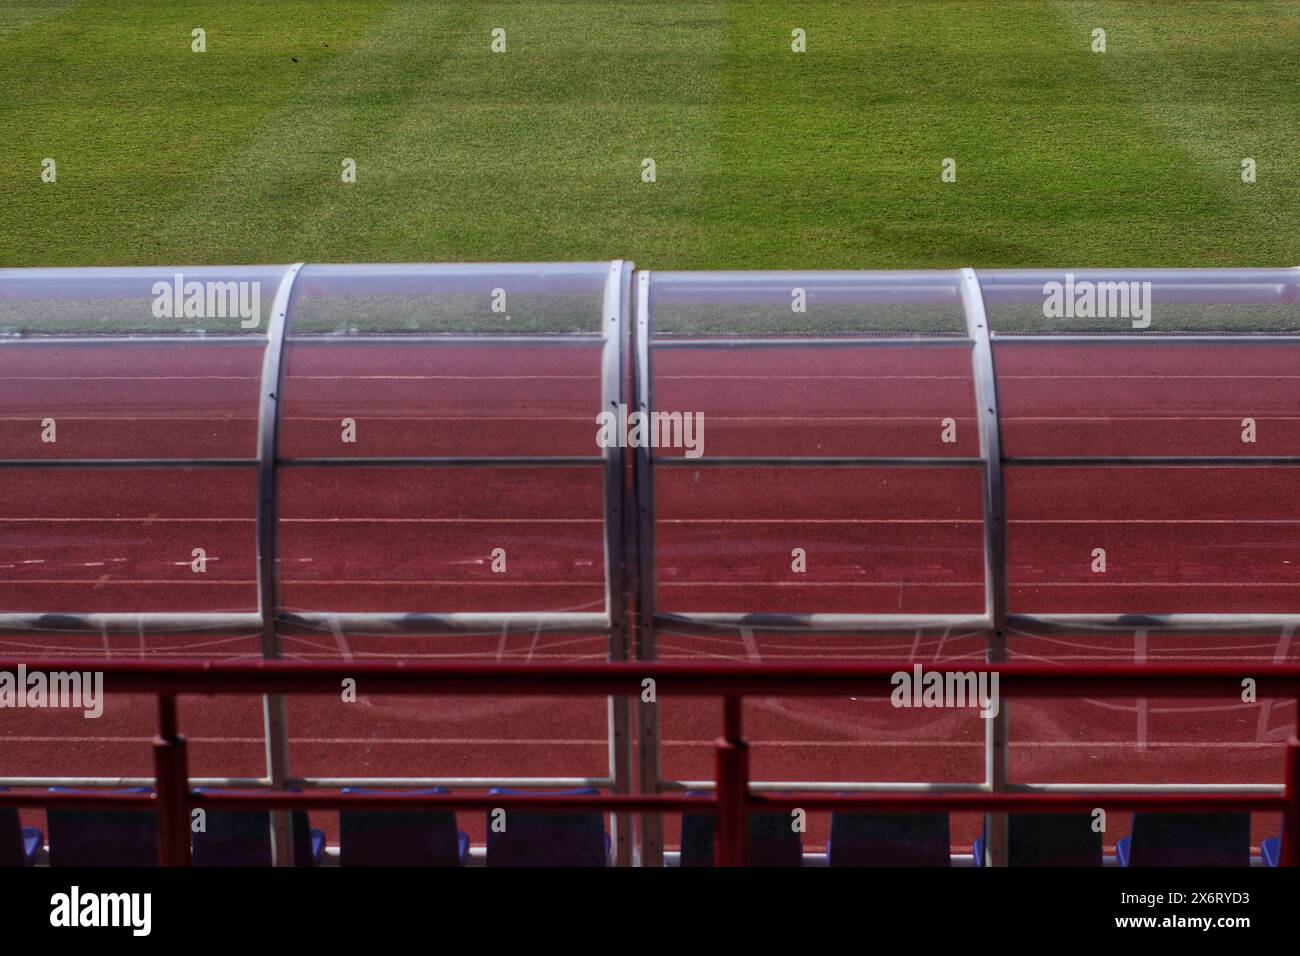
[[191, 788, 325, 867], [0, 788, 42, 866], [340, 787, 468, 866], [1261, 835, 1281, 867], [828, 812, 949, 866], [485, 788, 609, 867], [1117, 813, 1251, 867], [47, 787, 158, 867], [973, 813, 1102, 867], [679, 790, 802, 867]]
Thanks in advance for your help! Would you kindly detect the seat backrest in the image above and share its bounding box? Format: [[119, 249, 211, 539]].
[[47, 788, 157, 867], [191, 788, 319, 867], [1004, 813, 1103, 867], [0, 788, 29, 867], [340, 788, 462, 867], [1129, 813, 1251, 867], [829, 812, 950, 867], [679, 792, 802, 867], [485, 788, 606, 867]]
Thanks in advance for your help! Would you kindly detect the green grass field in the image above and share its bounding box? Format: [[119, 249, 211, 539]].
[[0, 0, 1297, 270]]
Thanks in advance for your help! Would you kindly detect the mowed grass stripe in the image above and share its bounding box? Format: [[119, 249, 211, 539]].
[[0, 0, 398, 262], [1046, 0, 1300, 265], [0, 1, 1295, 268]]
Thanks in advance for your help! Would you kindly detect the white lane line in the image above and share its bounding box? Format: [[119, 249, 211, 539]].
[[1, 376, 259, 381], [659, 580, 1298, 588], [1007, 415, 1300, 421], [288, 375, 595, 381], [8, 579, 1288, 589], [657, 375, 969, 381]]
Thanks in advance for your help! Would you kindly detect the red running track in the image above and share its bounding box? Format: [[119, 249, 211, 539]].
[[1, 338, 1298, 854]]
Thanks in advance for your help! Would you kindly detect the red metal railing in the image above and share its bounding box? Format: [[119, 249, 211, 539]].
[[1, 658, 1297, 867]]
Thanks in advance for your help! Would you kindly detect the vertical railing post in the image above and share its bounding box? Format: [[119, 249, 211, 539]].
[[961, 268, 1010, 866], [634, 270, 665, 867], [152, 694, 191, 866], [715, 694, 749, 867], [1285, 707, 1300, 867], [257, 263, 304, 866], [602, 260, 634, 866]]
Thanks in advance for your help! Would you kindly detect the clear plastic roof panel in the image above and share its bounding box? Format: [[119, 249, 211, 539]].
[[648, 270, 969, 338], [977, 268, 1300, 335], [286, 263, 610, 336], [1005, 466, 1300, 615], [279, 264, 613, 459], [653, 466, 986, 615], [0, 266, 284, 462], [0, 468, 258, 615], [278, 465, 607, 615], [644, 271, 984, 620], [0, 265, 291, 337], [996, 338, 1300, 458], [646, 271, 976, 460]]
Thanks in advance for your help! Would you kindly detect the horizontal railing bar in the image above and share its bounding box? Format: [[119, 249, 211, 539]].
[[1008, 613, 1300, 634], [279, 456, 602, 468], [0, 455, 603, 470], [285, 335, 603, 346], [0, 788, 1283, 815], [993, 334, 1300, 344], [11, 333, 1297, 348], [653, 456, 985, 468], [0, 792, 157, 809], [0, 775, 616, 791], [0, 336, 265, 346], [0, 791, 706, 813], [651, 337, 972, 349], [653, 612, 991, 635], [192, 792, 705, 813], [0, 777, 267, 789], [279, 611, 611, 635], [1006, 456, 1300, 467], [0, 613, 262, 634], [0, 459, 257, 469], [673, 780, 1291, 795], [295, 776, 614, 789], [5, 775, 1276, 796], [1008, 782, 1286, 794], [664, 780, 990, 793], [747, 792, 1287, 814], [5, 658, 1299, 699]]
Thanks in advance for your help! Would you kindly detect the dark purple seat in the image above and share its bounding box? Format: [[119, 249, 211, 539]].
[[48, 787, 157, 867], [340, 787, 468, 866], [680, 791, 802, 867], [1118, 813, 1250, 867], [974, 813, 1102, 867], [829, 812, 949, 866], [0, 788, 42, 866], [486, 788, 608, 867], [191, 788, 325, 866]]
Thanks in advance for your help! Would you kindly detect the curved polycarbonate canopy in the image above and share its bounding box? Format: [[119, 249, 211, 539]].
[[2, 264, 1298, 828]]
